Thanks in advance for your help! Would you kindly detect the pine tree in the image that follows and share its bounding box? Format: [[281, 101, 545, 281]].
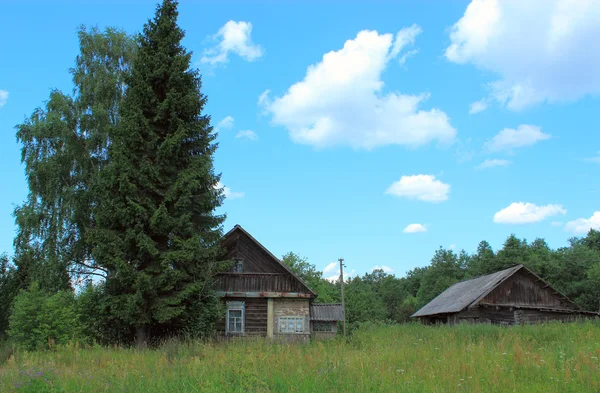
[[92, 0, 225, 346]]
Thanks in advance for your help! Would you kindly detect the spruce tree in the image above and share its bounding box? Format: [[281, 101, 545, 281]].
[[92, 0, 225, 346]]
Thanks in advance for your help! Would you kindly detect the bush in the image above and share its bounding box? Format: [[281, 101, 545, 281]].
[[9, 282, 80, 350]]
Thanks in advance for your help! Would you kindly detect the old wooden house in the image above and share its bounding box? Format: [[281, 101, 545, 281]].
[[214, 225, 343, 340], [412, 264, 599, 325]]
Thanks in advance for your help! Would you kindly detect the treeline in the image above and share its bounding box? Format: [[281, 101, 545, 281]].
[[283, 230, 600, 329]]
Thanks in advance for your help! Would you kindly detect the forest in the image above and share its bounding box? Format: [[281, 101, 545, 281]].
[[1, 0, 600, 352]]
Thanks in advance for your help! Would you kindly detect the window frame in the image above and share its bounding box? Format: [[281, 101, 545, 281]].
[[312, 321, 334, 332], [233, 259, 243, 273], [226, 301, 245, 335], [278, 316, 305, 334]]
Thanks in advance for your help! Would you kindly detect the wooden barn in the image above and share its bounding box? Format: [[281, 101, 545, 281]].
[[412, 264, 599, 325], [214, 225, 343, 340]]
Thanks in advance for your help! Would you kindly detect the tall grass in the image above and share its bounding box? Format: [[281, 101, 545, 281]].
[[1, 322, 599, 392]]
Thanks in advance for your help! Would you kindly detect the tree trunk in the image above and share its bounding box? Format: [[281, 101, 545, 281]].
[[135, 324, 148, 348]]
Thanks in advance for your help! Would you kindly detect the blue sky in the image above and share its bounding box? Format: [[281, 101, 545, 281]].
[[1, 0, 599, 279]]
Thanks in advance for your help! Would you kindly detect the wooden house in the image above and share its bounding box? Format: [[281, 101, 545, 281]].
[[214, 225, 343, 340], [412, 264, 599, 325]]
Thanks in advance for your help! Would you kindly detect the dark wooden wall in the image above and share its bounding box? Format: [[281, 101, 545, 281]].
[[223, 230, 288, 274], [481, 270, 573, 309], [215, 297, 268, 336], [214, 273, 309, 293]]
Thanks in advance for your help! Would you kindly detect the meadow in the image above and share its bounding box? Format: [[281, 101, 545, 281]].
[[1, 322, 599, 393]]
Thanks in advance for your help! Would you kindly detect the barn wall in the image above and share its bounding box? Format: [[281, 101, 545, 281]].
[[273, 299, 310, 342], [515, 309, 599, 324], [482, 270, 572, 309], [455, 308, 516, 325], [215, 297, 268, 336]]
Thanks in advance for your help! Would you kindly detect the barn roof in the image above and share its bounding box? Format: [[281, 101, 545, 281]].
[[411, 264, 577, 318], [310, 304, 344, 321]]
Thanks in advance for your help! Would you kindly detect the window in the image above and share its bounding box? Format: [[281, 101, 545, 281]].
[[226, 302, 244, 335], [312, 321, 333, 332], [233, 259, 243, 273], [279, 316, 305, 334]]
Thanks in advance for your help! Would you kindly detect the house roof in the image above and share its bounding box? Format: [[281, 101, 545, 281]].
[[310, 303, 344, 321], [222, 225, 317, 297], [411, 264, 578, 318]]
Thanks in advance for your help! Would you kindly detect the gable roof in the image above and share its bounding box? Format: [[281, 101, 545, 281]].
[[411, 264, 577, 318], [310, 304, 344, 321], [222, 225, 317, 297]]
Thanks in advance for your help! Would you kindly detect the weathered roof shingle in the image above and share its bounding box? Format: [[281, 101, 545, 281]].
[[310, 303, 344, 321]]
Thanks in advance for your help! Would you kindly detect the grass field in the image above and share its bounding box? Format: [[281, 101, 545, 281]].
[[1, 322, 600, 392]]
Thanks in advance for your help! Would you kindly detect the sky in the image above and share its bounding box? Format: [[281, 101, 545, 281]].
[[1, 0, 599, 280]]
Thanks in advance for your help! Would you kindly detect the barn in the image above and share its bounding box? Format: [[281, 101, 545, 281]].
[[214, 225, 343, 340], [412, 264, 599, 325]]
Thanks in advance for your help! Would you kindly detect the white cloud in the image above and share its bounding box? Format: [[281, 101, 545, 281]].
[[236, 130, 258, 141], [446, 0, 600, 110], [215, 115, 234, 132], [476, 158, 511, 169], [201, 21, 264, 65], [260, 27, 456, 149], [485, 125, 550, 152], [372, 265, 394, 274], [398, 49, 419, 66], [385, 175, 450, 203], [565, 212, 600, 235], [403, 223, 427, 233], [322, 262, 337, 274], [325, 269, 356, 283], [469, 99, 487, 114], [0, 90, 8, 108], [216, 181, 244, 200], [493, 202, 566, 224]]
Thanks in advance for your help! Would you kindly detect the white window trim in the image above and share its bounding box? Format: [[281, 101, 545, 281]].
[[226, 301, 245, 335], [278, 316, 306, 334]]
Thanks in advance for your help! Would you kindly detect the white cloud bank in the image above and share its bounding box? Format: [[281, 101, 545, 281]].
[[565, 212, 600, 235], [403, 223, 427, 233], [485, 125, 550, 152], [372, 265, 394, 274], [236, 130, 258, 141], [260, 26, 456, 149], [493, 202, 566, 224], [386, 175, 450, 203], [446, 0, 600, 110], [201, 21, 264, 65], [0, 90, 8, 108]]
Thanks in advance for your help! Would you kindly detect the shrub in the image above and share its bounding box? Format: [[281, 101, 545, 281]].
[[9, 282, 80, 350]]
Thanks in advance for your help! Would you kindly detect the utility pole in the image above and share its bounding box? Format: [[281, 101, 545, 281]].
[[339, 257, 346, 337]]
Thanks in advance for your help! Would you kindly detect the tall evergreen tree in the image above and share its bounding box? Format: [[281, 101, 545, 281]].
[[91, 0, 225, 345]]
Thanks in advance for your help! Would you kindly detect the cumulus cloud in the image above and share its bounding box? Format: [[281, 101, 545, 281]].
[[565, 212, 600, 235], [322, 262, 337, 274], [493, 202, 566, 224], [446, 0, 600, 110], [325, 268, 356, 283], [216, 181, 244, 200], [386, 175, 450, 203], [403, 223, 427, 233], [201, 21, 264, 65], [0, 90, 8, 108], [469, 99, 487, 114], [260, 27, 456, 149], [214, 115, 234, 132], [485, 125, 550, 152], [476, 158, 511, 169], [372, 265, 394, 274], [236, 130, 258, 141]]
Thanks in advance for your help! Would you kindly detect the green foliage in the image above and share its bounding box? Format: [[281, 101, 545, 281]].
[[9, 283, 80, 351], [281, 252, 340, 303], [13, 25, 135, 293], [91, 0, 225, 345], [0, 254, 20, 339]]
